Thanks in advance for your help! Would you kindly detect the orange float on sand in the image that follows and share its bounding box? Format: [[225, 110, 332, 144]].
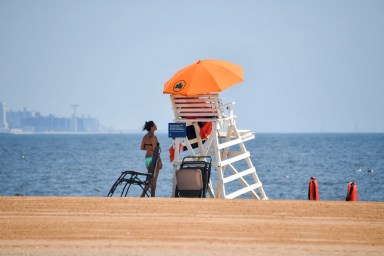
[[346, 181, 358, 201], [308, 176, 319, 200]]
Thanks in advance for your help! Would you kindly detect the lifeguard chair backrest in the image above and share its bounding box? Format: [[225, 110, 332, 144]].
[[171, 94, 222, 122], [146, 146, 160, 183]]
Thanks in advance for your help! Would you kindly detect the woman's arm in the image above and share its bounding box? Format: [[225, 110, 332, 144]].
[[140, 137, 146, 150]]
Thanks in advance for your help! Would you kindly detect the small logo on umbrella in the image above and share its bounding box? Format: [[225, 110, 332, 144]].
[[173, 80, 186, 92]]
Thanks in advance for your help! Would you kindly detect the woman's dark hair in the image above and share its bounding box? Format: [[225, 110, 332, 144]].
[[143, 121, 155, 132]]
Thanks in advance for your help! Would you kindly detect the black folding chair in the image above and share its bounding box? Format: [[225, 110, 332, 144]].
[[107, 147, 160, 197], [175, 156, 212, 198]]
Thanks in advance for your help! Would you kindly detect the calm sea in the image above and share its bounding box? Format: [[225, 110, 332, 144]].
[[0, 133, 383, 201]]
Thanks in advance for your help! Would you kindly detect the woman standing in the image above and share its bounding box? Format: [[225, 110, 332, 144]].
[[140, 121, 162, 197]]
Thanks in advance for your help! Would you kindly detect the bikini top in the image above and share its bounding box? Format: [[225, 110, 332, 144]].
[[144, 142, 160, 148]]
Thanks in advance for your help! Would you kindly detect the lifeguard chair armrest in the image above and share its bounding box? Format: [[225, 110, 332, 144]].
[[122, 170, 152, 176], [220, 102, 235, 109]]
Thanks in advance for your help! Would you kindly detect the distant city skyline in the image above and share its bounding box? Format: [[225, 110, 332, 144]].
[[2, 102, 92, 119], [1, 1, 384, 133], [1, 101, 106, 133]]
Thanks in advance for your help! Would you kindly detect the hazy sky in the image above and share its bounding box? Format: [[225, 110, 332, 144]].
[[1, 0, 383, 133]]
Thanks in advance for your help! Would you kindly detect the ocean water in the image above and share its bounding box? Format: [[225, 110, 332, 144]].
[[0, 133, 383, 201]]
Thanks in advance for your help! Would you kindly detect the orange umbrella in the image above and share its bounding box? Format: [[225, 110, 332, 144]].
[[163, 59, 244, 96]]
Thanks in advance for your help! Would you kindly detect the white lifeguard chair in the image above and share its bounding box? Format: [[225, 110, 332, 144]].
[[169, 93, 268, 199]]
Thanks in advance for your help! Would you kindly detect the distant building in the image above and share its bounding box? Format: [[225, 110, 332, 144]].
[[78, 115, 100, 132], [7, 107, 34, 130], [69, 116, 78, 132], [0, 102, 9, 130]]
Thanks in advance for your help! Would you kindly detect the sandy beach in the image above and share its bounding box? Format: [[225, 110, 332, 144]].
[[0, 196, 383, 255]]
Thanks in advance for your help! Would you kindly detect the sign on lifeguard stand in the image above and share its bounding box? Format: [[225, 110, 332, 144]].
[[168, 123, 186, 138]]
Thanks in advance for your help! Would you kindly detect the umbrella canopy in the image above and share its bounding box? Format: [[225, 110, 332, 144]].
[[163, 59, 244, 96]]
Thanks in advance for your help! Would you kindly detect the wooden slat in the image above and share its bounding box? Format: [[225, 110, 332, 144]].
[[217, 135, 255, 149], [176, 104, 217, 109], [175, 101, 217, 105], [226, 182, 262, 199], [176, 106, 221, 112], [219, 152, 250, 167], [177, 110, 218, 114], [223, 167, 255, 184], [175, 118, 223, 122], [173, 94, 218, 99], [174, 100, 218, 104], [218, 130, 254, 138], [176, 112, 217, 115]]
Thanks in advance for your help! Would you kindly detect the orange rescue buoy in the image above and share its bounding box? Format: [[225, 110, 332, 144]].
[[308, 176, 319, 200], [346, 181, 358, 201]]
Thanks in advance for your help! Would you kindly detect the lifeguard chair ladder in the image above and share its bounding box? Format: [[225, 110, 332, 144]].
[[169, 94, 268, 199]]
